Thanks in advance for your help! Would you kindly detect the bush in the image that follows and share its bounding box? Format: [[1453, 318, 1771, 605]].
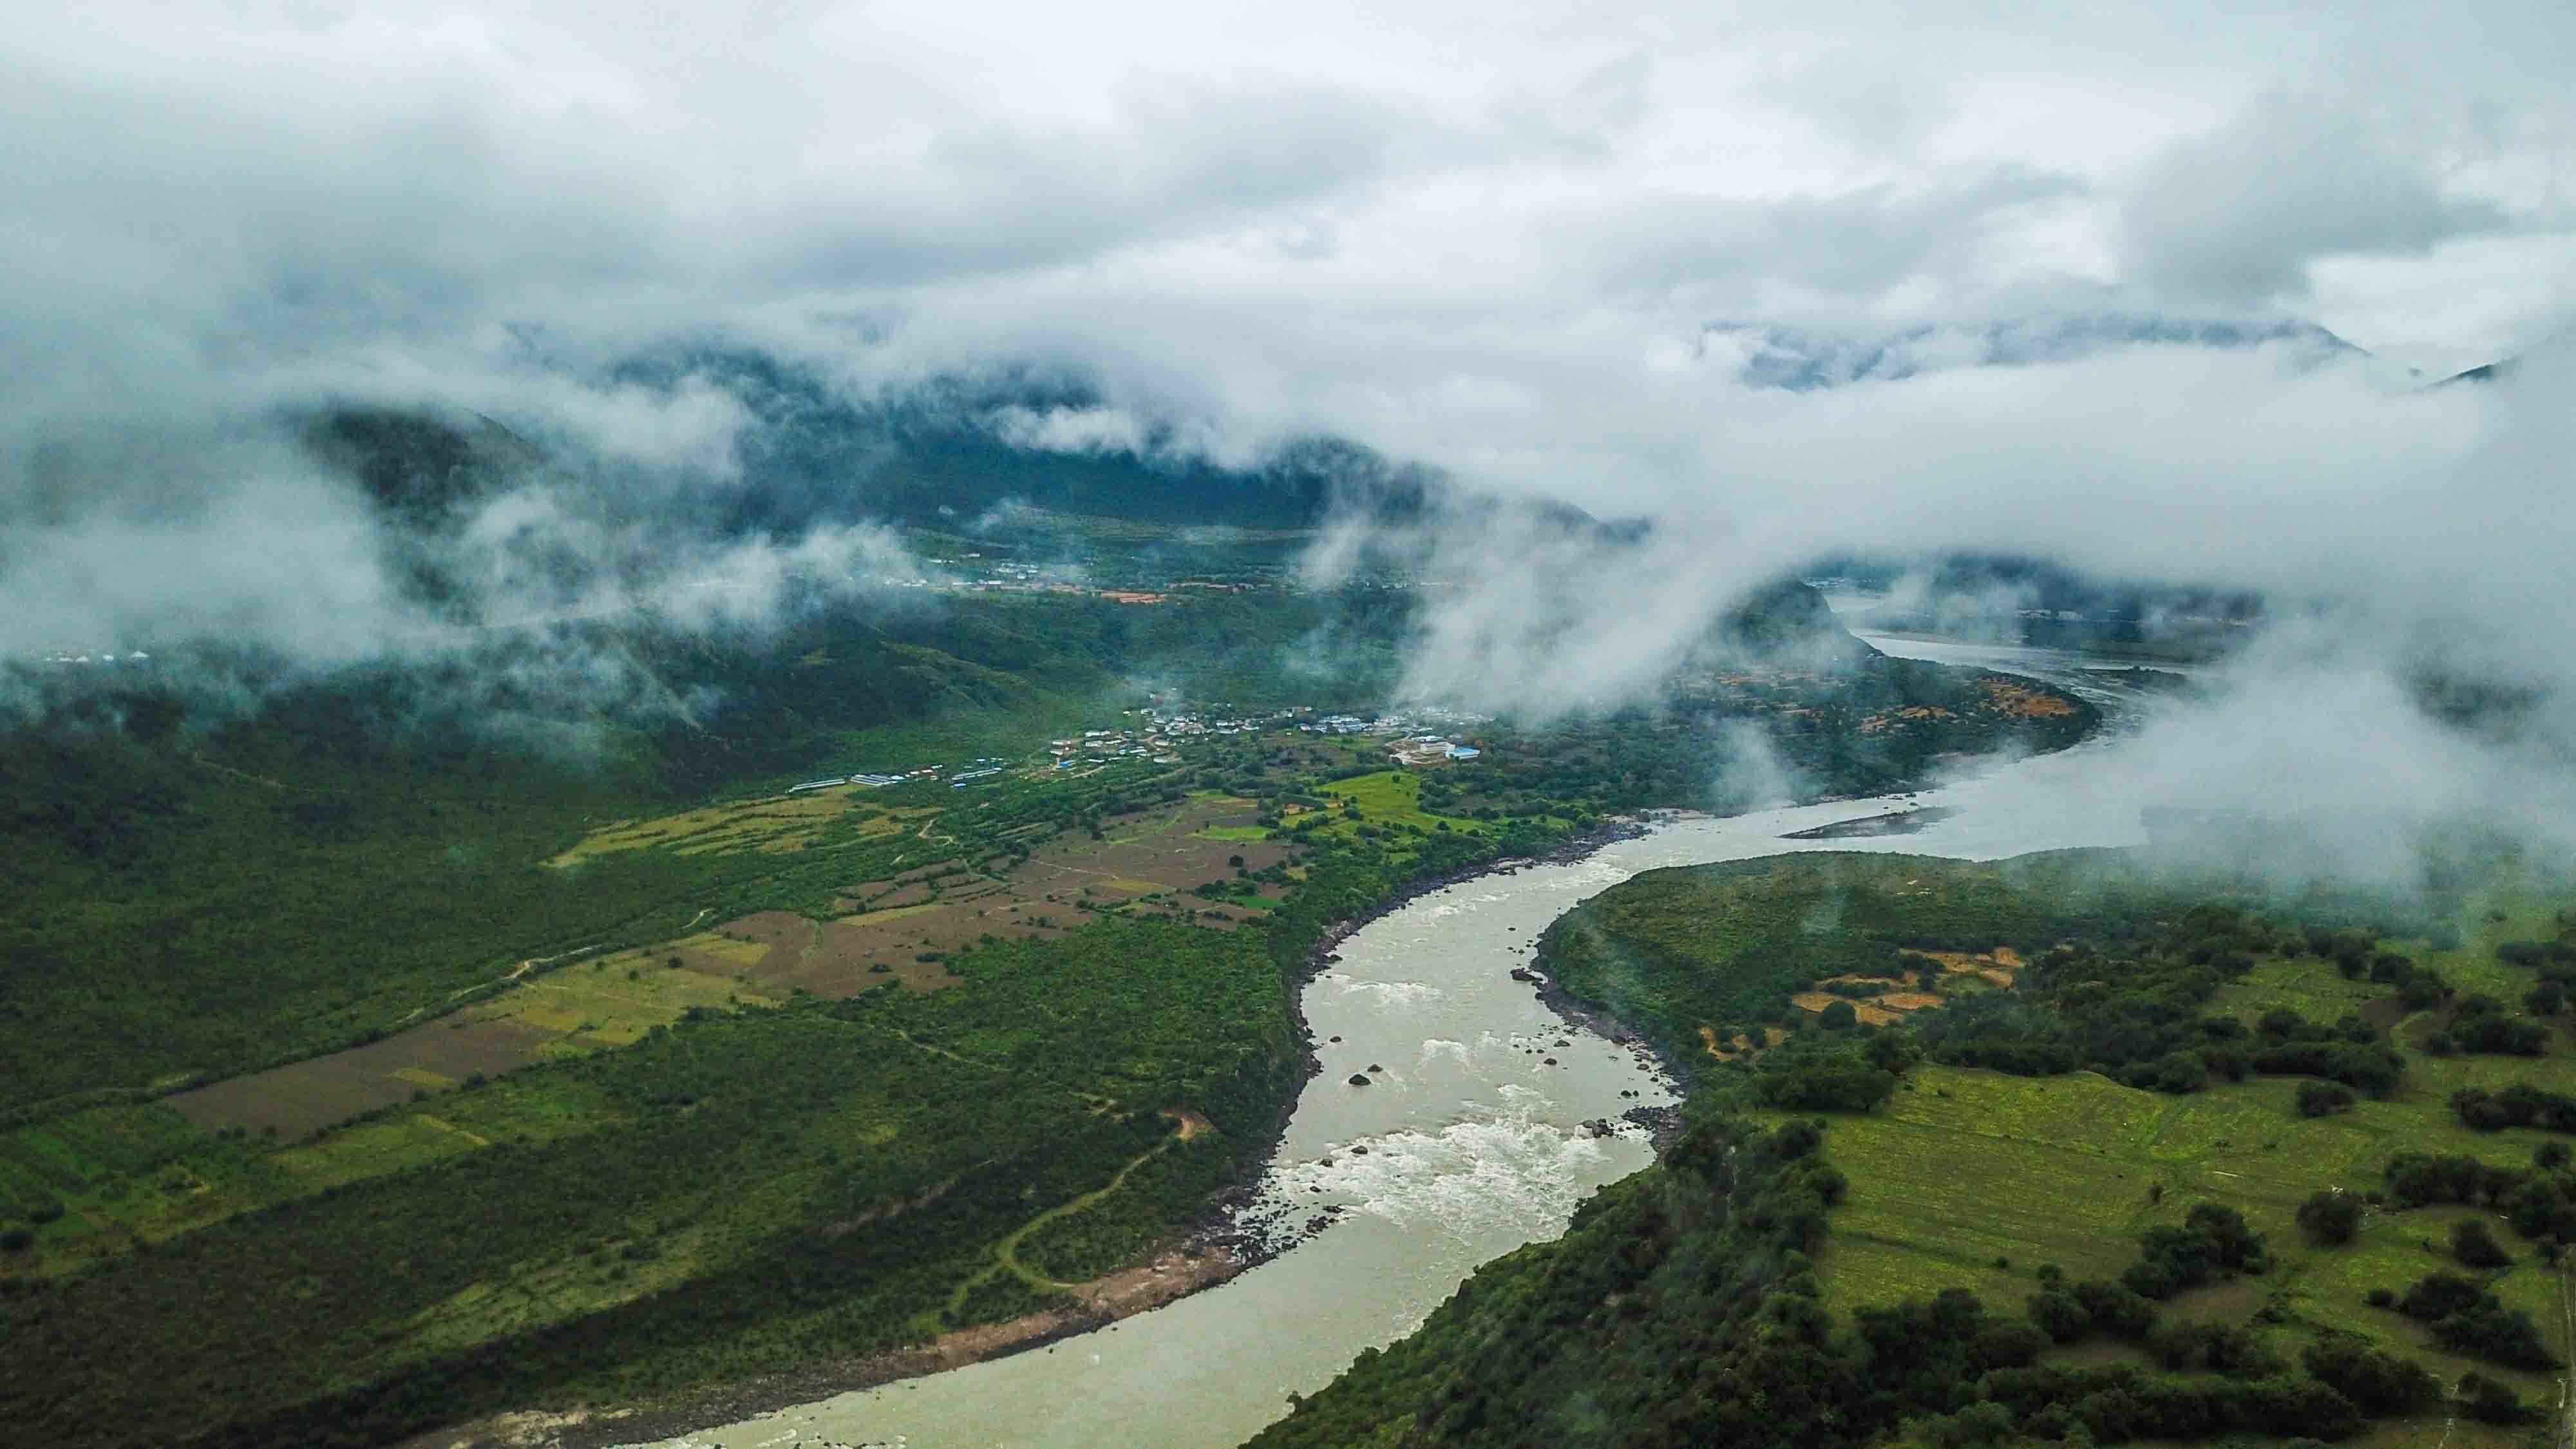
[[2296, 1081, 2356, 1117], [2072, 1278, 2159, 1340], [2457, 1372, 2539, 1424], [2028, 1289, 2090, 1343], [2398, 1272, 2485, 1321], [2301, 1339, 2442, 1414], [1749, 1043, 1899, 1112], [2297, 1191, 2363, 1246], [1970, 1320, 2050, 1371], [2398, 1273, 2559, 1368], [2452, 1219, 2512, 1268]]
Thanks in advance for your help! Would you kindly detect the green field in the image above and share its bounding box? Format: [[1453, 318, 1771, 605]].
[[1750, 892, 2576, 1448], [1771, 1063, 2568, 1407]]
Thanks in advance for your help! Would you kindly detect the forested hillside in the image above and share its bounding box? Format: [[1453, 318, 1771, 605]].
[[1255, 854, 2576, 1449]]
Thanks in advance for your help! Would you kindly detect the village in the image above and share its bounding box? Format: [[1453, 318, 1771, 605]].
[[783, 701, 1491, 796]]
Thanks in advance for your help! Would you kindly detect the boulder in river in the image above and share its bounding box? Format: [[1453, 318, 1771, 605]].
[[1366, 1063, 1384, 1073], [1508, 967, 1533, 982], [1347, 1073, 1372, 1086]]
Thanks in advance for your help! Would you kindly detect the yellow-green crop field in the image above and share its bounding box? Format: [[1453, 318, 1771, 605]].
[[544, 787, 874, 866], [460, 947, 781, 1052]]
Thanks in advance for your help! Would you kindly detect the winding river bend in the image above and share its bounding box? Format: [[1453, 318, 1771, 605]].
[[643, 641, 2170, 1449]]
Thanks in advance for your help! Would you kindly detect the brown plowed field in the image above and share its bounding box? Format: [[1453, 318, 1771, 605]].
[[167, 1017, 556, 1139], [164, 798, 1305, 1141]]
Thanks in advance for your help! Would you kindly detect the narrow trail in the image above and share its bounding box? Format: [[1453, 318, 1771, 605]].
[[392, 943, 605, 1027], [866, 1023, 1007, 1073], [185, 752, 293, 792], [947, 1127, 1184, 1314], [453, 943, 604, 999]]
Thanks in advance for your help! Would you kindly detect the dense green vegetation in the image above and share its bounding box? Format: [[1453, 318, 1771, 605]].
[[1258, 853, 2576, 1449], [1, 920, 1293, 1449], [2, 573, 2083, 1114], [0, 541, 2110, 1446]]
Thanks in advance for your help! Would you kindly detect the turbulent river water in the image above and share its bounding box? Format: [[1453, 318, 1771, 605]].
[[641, 639, 2174, 1449]]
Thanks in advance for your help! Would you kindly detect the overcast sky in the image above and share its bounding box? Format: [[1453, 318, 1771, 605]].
[[5, 1, 2574, 670]]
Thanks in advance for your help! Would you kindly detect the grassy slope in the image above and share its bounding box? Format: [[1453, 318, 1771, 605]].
[[1774, 1062, 2569, 1419], [1269, 851, 2576, 1449], [1774, 898, 2576, 1448]]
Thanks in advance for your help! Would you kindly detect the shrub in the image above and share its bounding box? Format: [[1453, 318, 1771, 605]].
[[2028, 1289, 2090, 1343], [2300, 1339, 2441, 1414], [2072, 1278, 2159, 1340], [2457, 1372, 2539, 1424], [2297, 1191, 2363, 1245], [2452, 1219, 2512, 1268], [2296, 1081, 2356, 1117]]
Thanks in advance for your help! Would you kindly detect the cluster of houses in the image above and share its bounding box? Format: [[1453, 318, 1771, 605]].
[[786, 760, 1009, 795], [1301, 705, 1488, 752], [1048, 724, 1184, 768], [1390, 734, 1481, 766], [783, 701, 1492, 800], [34, 650, 152, 667]]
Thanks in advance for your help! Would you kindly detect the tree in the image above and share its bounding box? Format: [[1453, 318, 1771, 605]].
[[2452, 1219, 2512, 1269], [2296, 1081, 2356, 1117], [2027, 1288, 2090, 1342], [2458, 1372, 2538, 1425], [2300, 1340, 2440, 1414], [2297, 1191, 2363, 1246], [1819, 1000, 1859, 1031]]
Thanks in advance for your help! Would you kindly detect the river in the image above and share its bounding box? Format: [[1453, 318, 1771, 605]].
[[638, 639, 2165, 1449]]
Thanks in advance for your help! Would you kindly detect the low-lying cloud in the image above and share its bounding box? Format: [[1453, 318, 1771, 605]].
[[3, 0, 2573, 873]]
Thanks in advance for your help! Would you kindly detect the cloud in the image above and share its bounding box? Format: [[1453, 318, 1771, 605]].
[[2118, 95, 2519, 305], [0, 0, 2571, 845]]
